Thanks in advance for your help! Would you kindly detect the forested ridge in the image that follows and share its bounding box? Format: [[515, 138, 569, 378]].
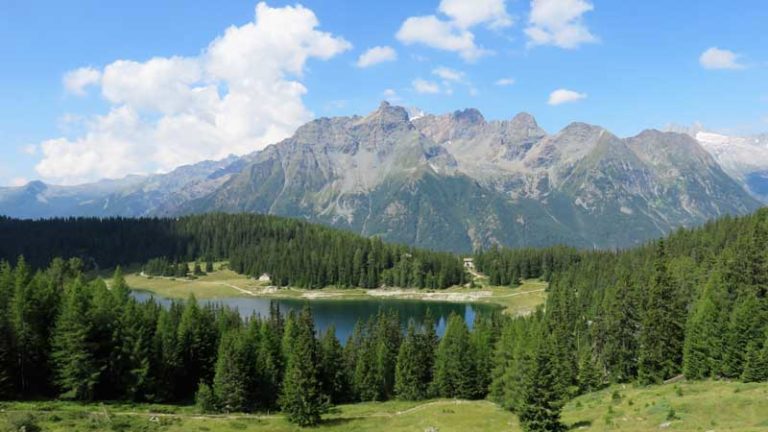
[[0, 214, 465, 289], [2, 209, 768, 429]]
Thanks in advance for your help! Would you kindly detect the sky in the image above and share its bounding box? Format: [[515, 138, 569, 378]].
[[0, 0, 766, 186]]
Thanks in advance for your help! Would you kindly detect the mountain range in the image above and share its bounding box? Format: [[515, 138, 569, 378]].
[[1, 103, 763, 252]]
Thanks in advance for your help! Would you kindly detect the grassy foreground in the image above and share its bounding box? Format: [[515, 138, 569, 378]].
[[118, 265, 547, 316], [3, 381, 766, 431]]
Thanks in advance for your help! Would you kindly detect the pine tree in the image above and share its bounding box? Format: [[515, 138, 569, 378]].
[[597, 267, 639, 382], [395, 322, 428, 400], [722, 293, 766, 378], [176, 295, 218, 398], [638, 241, 685, 384], [471, 316, 495, 397], [682, 271, 727, 379], [213, 331, 251, 412], [318, 325, 348, 404], [279, 306, 327, 426], [433, 314, 477, 399], [0, 261, 14, 398], [518, 334, 566, 432], [577, 350, 603, 394], [741, 341, 768, 382], [51, 278, 100, 401]]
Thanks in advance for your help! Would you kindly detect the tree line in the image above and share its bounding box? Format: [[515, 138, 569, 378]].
[[3, 208, 768, 430], [0, 259, 504, 426], [0, 214, 465, 289]]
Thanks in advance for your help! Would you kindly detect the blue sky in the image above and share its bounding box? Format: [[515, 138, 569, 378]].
[[0, 0, 766, 186]]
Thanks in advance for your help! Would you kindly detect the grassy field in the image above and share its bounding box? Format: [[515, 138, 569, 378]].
[[3, 381, 766, 431], [117, 264, 548, 315]]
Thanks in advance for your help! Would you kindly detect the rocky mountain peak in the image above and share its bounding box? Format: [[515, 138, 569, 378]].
[[510, 112, 539, 129], [363, 101, 411, 126], [450, 108, 485, 125]]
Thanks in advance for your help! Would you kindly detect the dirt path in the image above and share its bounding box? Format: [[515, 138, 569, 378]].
[[490, 288, 546, 299], [3, 400, 494, 421]]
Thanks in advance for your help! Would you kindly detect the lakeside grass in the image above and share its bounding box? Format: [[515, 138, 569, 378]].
[[118, 266, 547, 315], [3, 381, 766, 431]]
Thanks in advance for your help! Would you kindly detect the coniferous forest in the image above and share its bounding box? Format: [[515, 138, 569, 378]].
[[1, 209, 768, 430]]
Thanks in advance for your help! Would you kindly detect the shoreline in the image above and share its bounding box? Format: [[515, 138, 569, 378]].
[[123, 271, 547, 315]]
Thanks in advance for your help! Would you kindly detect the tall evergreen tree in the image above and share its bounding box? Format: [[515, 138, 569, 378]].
[[318, 325, 348, 404], [518, 334, 566, 432], [213, 330, 251, 412], [279, 306, 327, 426], [433, 314, 477, 399], [638, 241, 685, 384], [51, 278, 100, 400], [682, 270, 728, 379], [395, 322, 428, 400], [722, 293, 766, 378]]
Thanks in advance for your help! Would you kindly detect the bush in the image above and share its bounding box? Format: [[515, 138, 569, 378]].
[[4, 413, 42, 432], [195, 383, 217, 413]]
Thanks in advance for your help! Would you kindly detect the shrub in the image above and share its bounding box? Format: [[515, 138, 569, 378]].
[[195, 383, 217, 413]]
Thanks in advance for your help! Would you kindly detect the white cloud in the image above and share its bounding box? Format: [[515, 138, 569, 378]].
[[356, 46, 397, 68], [412, 79, 441, 94], [397, 15, 486, 61], [432, 66, 465, 82], [495, 77, 515, 86], [699, 47, 745, 70], [548, 88, 587, 105], [63, 67, 102, 95], [526, 0, 597, 49], [438, 0, 512, 29], [36, 2, 351, 185], [396, 0, 512, 61]]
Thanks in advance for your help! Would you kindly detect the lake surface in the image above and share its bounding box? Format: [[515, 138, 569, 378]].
[[131, 291, 497, 342]]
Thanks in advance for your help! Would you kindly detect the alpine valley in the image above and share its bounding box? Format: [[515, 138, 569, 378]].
[[2, 102, 763, 252]]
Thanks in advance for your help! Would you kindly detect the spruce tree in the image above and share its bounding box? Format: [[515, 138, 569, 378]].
[[682, 271, 727, 379], [279, 306, 327, 426], [638, 240, 684, 384], [518, 334, 566, 432], [213, 331, 251, 412], [722, 293, 766, 378], [433, 314, 477, 399], [318, 325, 348, 404], [51, 278, 100, 400], [395, 322, 427, 400], [741, 341, 768, 383], [598, 267, 639, 382]]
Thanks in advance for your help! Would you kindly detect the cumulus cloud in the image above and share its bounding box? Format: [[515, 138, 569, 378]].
[[397, 16, 486, 61], [36, 2, 351, 185], [432, 66, 465, 82], [699, 47, 745, 70], [548, 88, 587, 105], [63, 67, 102, 95], [438, 0, 512, 29], [396, 0, 511, 61], [356, 46, 397, 68], [412, 79, 441, 94], [495, 77, 515, 86], [526, 0, 597, 49]]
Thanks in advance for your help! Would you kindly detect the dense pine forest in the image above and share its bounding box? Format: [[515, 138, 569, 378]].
[[0, 214, 466, 289], [1, 209, 768, 429]]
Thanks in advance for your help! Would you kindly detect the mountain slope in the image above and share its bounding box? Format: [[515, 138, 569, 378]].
[[179, 103, 759, 251], [1, 103, 760, 251]]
